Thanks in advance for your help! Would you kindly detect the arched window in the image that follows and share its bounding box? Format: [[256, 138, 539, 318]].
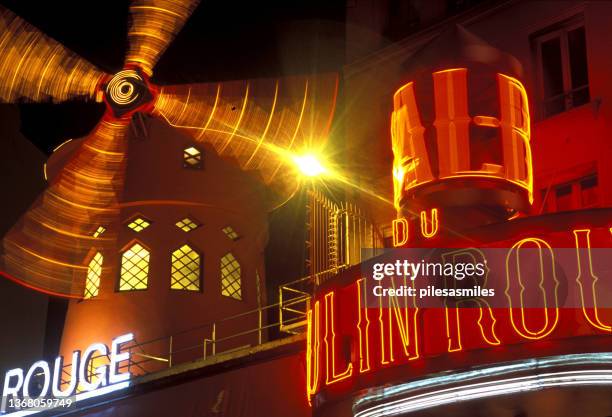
[[84, 252, 103, 299], [220, 253, 241, 300], [119, 243, 150, 291], [171, 244, 201, 291]]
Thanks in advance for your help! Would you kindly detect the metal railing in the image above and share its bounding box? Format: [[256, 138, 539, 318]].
[[30, 193, 384, 399], [30, 299, 310, 399], [278, 266, 352, 334], [119, 301, 308, 377]]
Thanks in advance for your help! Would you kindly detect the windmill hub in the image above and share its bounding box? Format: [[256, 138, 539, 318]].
[[105, 69, 153, 117]]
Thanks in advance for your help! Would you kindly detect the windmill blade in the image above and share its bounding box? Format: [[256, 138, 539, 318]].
[[0, 5, 107, 103], [153, 73, 338, 205], [2, 117, 129, 297], [125, 0, 200, 76]]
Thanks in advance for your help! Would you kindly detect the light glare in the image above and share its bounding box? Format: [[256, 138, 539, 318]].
[[294, 154, 326, 177]]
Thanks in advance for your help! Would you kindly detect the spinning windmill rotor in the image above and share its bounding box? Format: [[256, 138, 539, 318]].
[[0, 0, 338, 297]]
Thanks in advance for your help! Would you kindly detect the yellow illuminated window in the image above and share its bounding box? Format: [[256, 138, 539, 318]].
[[222, 226, 240, 241], [171, 244, 201, 291], [119, 243, 150, 291], [93, 226, 106, 238], [220, 253, 241, 300], [127, 217, 151, 233], [183, 146, 203, 169], [84, 252, 103, 299], [175, 217, 201, 232]]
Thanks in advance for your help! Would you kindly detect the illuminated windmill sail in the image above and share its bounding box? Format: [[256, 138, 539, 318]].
[[0, 0, 338, 297]]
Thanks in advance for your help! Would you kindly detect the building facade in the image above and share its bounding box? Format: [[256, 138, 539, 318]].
[[1, 1, 612, 417]]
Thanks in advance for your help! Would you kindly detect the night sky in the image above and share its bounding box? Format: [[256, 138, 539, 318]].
[[0, 0, 346, 154]]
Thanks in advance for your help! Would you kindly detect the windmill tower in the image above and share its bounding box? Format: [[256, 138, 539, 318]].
[[0, 0, 337, 363]]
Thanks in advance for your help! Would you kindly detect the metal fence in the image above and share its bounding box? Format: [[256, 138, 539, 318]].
[[306, 189, 383, 284]]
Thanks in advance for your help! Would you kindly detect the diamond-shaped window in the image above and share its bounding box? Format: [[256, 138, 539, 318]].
[[93, 226, 106, 238], [176, 217, 201, 233], [127, 217, 151, 233], [222, 226, 240, 241], [171, 244, 201, 291], [184, 146, 203, 169]]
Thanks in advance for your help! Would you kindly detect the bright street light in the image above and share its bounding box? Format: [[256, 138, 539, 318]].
[[293, 154, 327, 177]]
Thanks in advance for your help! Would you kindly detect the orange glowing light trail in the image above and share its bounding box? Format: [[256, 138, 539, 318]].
[[0, 0, 340, 299], [153, 75, 338, 205], [125, 0, 201, 76], [0, 6, 107, 103]]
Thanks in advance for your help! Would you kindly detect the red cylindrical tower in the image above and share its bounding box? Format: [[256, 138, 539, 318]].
[[55, 116, 269, 368], [392, 26, 533, 231]]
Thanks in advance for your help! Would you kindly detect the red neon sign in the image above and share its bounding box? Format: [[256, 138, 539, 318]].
[[305, 67, 611, 408], [306, 223, 612, 404], [391, 69, 533, 212]]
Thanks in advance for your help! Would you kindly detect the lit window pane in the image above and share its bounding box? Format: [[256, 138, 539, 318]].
[[171, 244, 201, 291], [119, 243, 150, 291], [127, 217, 151, 233], [220, 253, 241, 300], [84, 252, 103, 299], [222, 226, 240, 241], [93, 226, 106, 238], [184, 146, 203, 169], [175, 217, 201, 232]]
